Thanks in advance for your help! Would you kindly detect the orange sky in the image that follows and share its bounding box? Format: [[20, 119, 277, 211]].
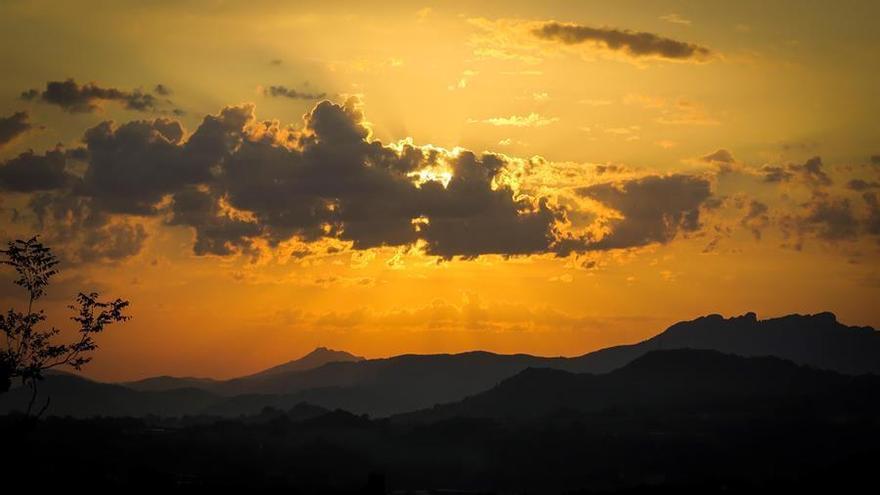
[[1, 1, 878, 381]]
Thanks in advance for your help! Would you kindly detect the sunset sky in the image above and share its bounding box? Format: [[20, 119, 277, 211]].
[[1, 0, 878, 381]]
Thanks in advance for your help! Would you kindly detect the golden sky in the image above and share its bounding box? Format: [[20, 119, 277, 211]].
[[1, 1, 878, 381]]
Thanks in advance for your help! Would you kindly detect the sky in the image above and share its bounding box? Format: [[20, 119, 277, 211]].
[[0, 0, 878, 381]]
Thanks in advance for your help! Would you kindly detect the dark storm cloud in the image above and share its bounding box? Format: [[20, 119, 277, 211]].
[[847, 179, 880, 191], [78, 222, 148, 262], [791, 156, 832, 187], [168, 186, 262, 256], [0, 111, 33, 147], [761, 156, 832, 188], [7, 99, 729, 262], [532, 22, 711, 60], [0, 150, 73, 192], [701, 149, 734, 164], [26, 192, 147, 262], [779, 194, 860, 248], [760, 165, 794, 183], [8, 99, 576, 260], [78, 117, 197, 214], [263, 85, 327, 100], [20, 79, 163, 113], [700, 149, 736, 173], [415, 154, 563, 259], [18, 97, 879, 263], [573, 174, 712, 250], [800, 196, 858, 241], [199, 100, 564, 259]]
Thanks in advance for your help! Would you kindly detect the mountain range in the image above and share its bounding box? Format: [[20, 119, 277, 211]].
[[395, 348, 880, 423], [122, 346, 364, 392], [1, 311, 877, 418], [8, 347, 879, 493]]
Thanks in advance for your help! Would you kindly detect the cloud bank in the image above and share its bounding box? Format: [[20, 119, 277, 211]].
[[2, 99, 585, 261], [5, 99, 873, 265]]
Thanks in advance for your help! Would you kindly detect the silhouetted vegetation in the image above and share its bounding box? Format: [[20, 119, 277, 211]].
[[2, 304, 878, 492], [4, 349, 879, 493], [0, 237, 130, 417]]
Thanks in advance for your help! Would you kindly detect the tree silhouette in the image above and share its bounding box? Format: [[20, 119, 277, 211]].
[[0, 237, 130, 417]]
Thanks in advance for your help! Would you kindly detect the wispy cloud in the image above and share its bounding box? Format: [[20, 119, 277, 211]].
[[262, 85, 327, 100], [448, 70, 478, 91], [624, 93, 719, 126], [659, 13, 692, 26], [469, 113, 559, 127]]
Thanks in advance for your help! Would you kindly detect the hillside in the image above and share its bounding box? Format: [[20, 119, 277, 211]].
[[397, 348, 880, 423], [3, 312, 877, 418]]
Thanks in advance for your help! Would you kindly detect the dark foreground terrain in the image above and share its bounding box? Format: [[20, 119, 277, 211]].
[[4, 349, 879, 494]]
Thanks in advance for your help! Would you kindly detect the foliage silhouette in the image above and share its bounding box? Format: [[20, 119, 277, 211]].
[[3, 349, 878, 493], [0, 236, 130, 417]]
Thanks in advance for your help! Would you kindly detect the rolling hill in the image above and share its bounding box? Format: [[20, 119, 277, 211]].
[[0, 372, 220, 417], [396, 348, 880, 423], [1, 312, 876, 418], [195, 312, 880, 416], [123, 346, 364, 392]]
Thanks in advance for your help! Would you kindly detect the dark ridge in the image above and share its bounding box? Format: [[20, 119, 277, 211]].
[[4, 313, 876, 419], [396, 348, 879, 424]]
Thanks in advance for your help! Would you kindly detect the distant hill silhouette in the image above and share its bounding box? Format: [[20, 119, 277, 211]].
[[213, 351, 579, 408], [572, 312, 880, 376], [122, 375, 220, 392], [241, 346, 365, 377], [124, 347, 363, 392], [6, 349, 879, 494], [204, 312, 879, 416], [396, 348, 880, 423], [0, 373, 220, 417], [1, 312, 876, 418]]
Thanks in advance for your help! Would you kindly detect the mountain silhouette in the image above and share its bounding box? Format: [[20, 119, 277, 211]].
[[123, 347, 364, 392], [241, 346, 365, 377], [2, 312, 876, 418], [396, 348, 880, 423], [0, 372, 220, 417], [7, 349, 878, 493], [204, 312, 879, 416], [122, 375, 220, 392], [213, 351, 578, 405], [571, 311, 880, 375]]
